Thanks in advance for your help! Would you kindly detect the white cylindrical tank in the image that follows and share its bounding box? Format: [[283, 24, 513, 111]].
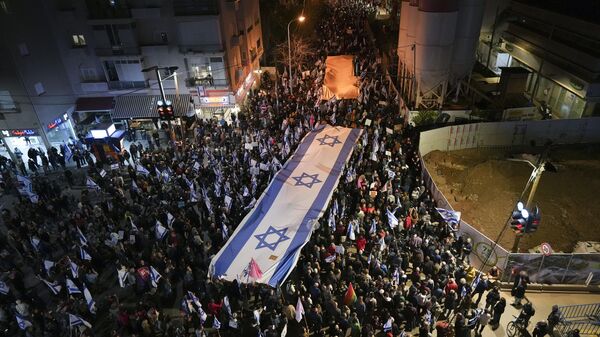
[[397, 0, 411, 65], [405, 0, 419, 75], [451, 0, 485, 81], [415, 0, 458, 94]]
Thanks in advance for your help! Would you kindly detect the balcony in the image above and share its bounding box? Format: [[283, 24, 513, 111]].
[[86, 0, 131, 19], [172, 0, 219, 16], [179, 44, 223, 54], [186, 77, 228, 88], [108, 81, 148, 90], [95, 46, 141, 56], [81, 81, 109, 92]]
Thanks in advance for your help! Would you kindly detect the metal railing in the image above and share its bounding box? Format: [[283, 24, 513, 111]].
[[555, 303, 600, 336], [108, 81, 148, 90]]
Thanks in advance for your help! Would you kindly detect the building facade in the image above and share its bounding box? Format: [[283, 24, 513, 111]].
[[0, 0, 263, 159], [477, 0, 600, 119]]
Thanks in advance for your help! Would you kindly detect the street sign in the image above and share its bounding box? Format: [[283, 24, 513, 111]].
[[540, 242, 552, 256]]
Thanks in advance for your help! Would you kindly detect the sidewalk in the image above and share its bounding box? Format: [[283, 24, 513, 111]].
[[480, 290, 600, 337]]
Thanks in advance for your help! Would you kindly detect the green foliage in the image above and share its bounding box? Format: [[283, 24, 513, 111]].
[[412, 110, 439, 126]]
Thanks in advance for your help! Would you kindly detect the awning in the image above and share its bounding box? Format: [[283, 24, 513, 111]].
[[111, 94, 192, 120], [198, 105, 236, 114], [75, 97, 115, 111]]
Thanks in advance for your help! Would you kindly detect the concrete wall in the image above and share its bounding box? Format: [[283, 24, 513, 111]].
[[419, 118, 600, 156]]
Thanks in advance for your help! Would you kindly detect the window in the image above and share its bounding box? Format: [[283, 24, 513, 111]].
[[105, 25, 121, 46], [0, 91, 16, 110], [18, 43, 29, 56], [72, 34, 86, 47], [80, 67, 97, 82], [34, 82, 45, 96]]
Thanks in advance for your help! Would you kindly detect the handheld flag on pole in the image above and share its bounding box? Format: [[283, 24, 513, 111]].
[[347, 222, 356, 241], [166, 212, 175, 227], [68, 258, 79, 279], [369, 220, 377, 235], [383, 317, 394, 332], [223, 296, 232, 317], [387, 209, 399, 228], [343, 282, 357, 306], [80, 247, 92, 261], [295, 297, 305, 322], [0, 281, 9, 295], [68, 313, 92, 329], [86, 177, 100, 191], [155, 221, 168, 240], [117, 268, 128, 288], [213, 317, 221, 329], [30, 237, 40, 252], [150, 266, 162, 287], [15, 314, 32, 330], [76, 227, 88, 246], [435, 207, 461, 230], [41, 278, 62, 295], [66, 278, 81, 295], [221, 222, 229, 240], [43, 260, 55, 274], [136, 164, 150, 176], [83, 284, 96, 314]]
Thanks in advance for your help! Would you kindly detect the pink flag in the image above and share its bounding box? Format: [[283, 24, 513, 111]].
[[248, 258, 263, 279]]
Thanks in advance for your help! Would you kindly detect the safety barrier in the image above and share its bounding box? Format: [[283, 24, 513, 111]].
[[555, 303, 600, 336], [419, 119, 600, 285]]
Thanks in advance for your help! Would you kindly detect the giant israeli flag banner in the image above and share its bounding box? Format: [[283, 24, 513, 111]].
[[210, 125, 361, 287]]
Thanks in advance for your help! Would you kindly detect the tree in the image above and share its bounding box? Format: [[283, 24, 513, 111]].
[[275, 37, 317, 75]]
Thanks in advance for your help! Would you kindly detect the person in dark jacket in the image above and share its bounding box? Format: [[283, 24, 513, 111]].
[[490, 297, 506, 329]]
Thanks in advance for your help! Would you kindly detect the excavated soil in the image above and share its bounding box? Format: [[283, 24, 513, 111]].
[[423, 145, 600, 252]]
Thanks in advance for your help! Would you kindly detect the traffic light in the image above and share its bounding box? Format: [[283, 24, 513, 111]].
[[510, 202, 528, 235], [525, 206, 541, 233], [157, 100, 174, 120]]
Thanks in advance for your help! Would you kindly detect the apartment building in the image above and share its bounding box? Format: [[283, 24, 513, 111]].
[[0, 0, 263, 158]]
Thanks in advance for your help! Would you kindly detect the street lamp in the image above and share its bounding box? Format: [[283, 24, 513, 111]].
[[287, 15, 306, 93]]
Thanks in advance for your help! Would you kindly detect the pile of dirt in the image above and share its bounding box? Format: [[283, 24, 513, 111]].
[[424, 145, 600, 252]]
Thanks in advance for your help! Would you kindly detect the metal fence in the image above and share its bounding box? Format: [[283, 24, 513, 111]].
[[555, 303, 600, 336], [502, 253, 600, 286]]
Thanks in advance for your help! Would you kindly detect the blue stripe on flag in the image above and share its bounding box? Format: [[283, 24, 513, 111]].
[[268, 128, 362, 286], [213, 126, 327, 276]]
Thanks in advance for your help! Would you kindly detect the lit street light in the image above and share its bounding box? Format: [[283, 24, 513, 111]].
[[287, 15, 306, 93]]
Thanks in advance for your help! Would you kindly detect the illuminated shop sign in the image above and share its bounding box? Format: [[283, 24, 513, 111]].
[[200, 96, 230, 104], [47, 114, 70, 130], [0, 129, 39, 137]]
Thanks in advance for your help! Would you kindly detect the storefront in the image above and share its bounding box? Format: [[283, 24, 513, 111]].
[[190, 87, 237, 121], [46, 113, 77, 149], [0, 128, 47, 162]]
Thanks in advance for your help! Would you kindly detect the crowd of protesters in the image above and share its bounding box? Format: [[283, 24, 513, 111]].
[[0, 2, 561, 337]]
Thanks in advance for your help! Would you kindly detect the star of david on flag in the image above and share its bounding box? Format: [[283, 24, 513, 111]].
[[254, 226, 290, 251], [316, 134, 342, 147], [291, 172, 322, 188]]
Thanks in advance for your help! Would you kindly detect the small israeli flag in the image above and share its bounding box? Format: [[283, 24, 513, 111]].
[[213, 316, 221, 329], [68, 258, 79, 279], [155, 221, 168, 240], [131, 180, 140, 192], [166, 212, 175, 227], [83, 284, 96, 314], [383, 317, 394, 332], [198, 306, 208, 322], [68, 313, 92, 328], [15, 314, 32, 330], [76, 227, 88, 246], [347, 222, 356, 241], [223, 296, 232, 317], [387, 209, 399, 229], [369, 220, 377, 235], [41, 278, 62, 295], [0, 280, 9, 295], [30, 237, 40, 252], [80, 247, 92, 261], [150, 266, 162, 288], [117, 268, 128, 288], [86, 177, 100, 191], [43, 260, 55, 274], [187, 291, 202, 309], [221, 223, 229, 240], [66, 278, 81, 295], [136, 164, 150, 176], [435, 207, 461, 227]]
